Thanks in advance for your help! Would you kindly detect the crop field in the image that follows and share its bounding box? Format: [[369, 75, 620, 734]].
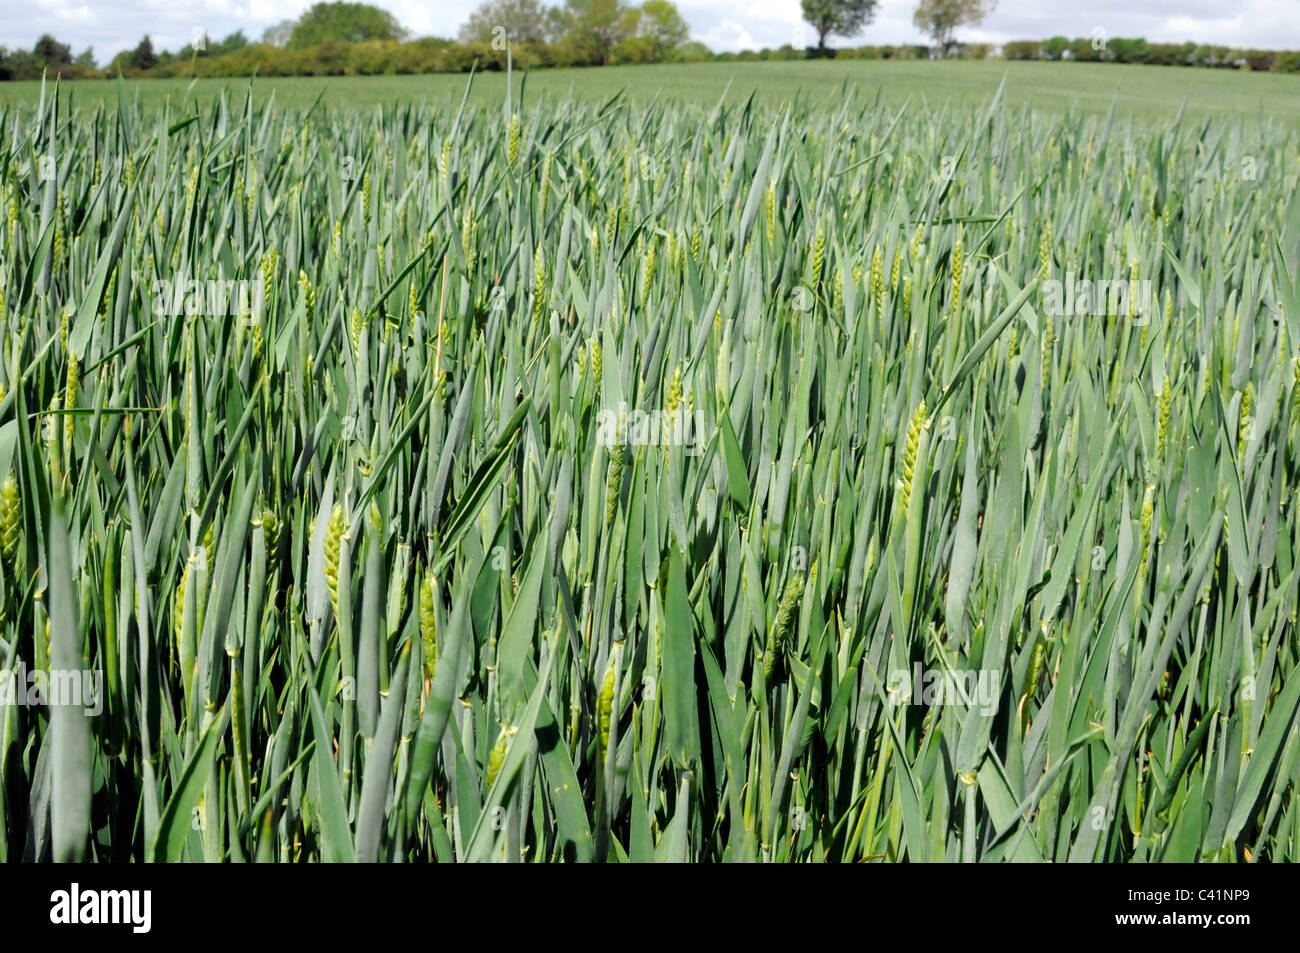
[[4, 60, 1300, 119], [1, 69, 1300, 863]]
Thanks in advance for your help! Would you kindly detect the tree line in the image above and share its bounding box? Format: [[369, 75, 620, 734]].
[[2, 0, 1297, 80], [0, 0, 693, 79], [1002, 37, 1300, 72]]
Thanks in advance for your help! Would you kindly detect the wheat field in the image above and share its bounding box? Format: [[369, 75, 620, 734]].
[[1, 73, 1299, 862]]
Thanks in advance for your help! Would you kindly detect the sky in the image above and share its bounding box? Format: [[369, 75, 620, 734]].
[[3, 0, 1299, 64]]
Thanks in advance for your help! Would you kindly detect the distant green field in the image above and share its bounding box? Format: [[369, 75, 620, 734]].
[[2, 59, 1298, 120]]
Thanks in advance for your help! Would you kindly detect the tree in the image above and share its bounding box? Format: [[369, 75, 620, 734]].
[[262, 20, 297, 48], [3, 48, 42, 80], [288, 2, 407, 48], [636, 0, 689, 55], [613, 1, 688, 61], [613, 9, 655, 64], [1070, 37, 1101, 62], [459, 0, 549, 45], [1106, 37, 1149, 64], [542, 6, 571, 43], [33, 34, 73, 67], [912, 0, 995, 56], [562, 0, 629, 64], [129, 35, 157, 70], [1041, 35, 1067, 60], [217, 31, 249, 55], [74, 47, 96, 69], [800, 0, 878, 54]]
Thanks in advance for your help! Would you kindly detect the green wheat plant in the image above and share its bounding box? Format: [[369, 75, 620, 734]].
[[0, 72, 1299, 862]]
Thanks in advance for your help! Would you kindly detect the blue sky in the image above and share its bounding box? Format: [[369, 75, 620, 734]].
[[4, 0, 1299, 64]]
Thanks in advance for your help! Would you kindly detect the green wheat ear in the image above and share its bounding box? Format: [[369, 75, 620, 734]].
[[486, 726, 512, 788], [258, 508, 279, 553], [0, 472, 18, 571], [765, 572, 805, 683], [808, 223, 825, 290], [597, 662, 616, 757], [419, 570, 438, 682], [900, 400, 929, 515], [324, 504, 344, 616], [1020, 630, 1046, 730], [173, 563, 187, 659], [507, 113, 521, 166]]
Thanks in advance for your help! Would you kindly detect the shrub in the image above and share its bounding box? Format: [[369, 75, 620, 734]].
[[1273, 51, 1300, 73], [437, 42, 480, 72], [1069, 37, 1102, 62], [1041, 36, 1068, 60], [1243, 49, 1276, 71], [1003, 40, 1041, 60], [395, 38, 444, 73], [1106, 38, 1150, 63], [346, 40, 400, 74], [665, 41, 711, 63], [613, 36, 659, 64]]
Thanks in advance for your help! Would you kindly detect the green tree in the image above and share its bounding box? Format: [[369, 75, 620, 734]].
[[4, 48, 42, 79], [74, 47, 96, 69], [636, 0, 689, 55], [288, 2, 406, 49], [912, 0, 995, 55], [543, 6, 571, 42], [562, 0, 629, 64], [33, 34, 73, 67], [1041, 35, 1068, 60], [217, 31, 250, 55], [1070, 36, 1101, 62], [128, 35, 157, 70], [801, 0, 878, 54], [459, 0, 549, 45], [1107, 37, 1150, 64]]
